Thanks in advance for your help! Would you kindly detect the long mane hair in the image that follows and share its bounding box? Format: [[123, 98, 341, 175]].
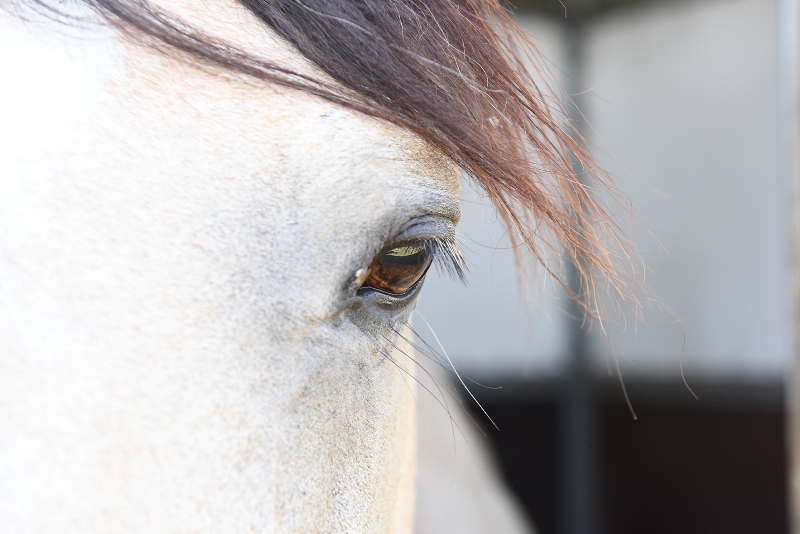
[[28, 0, 636, 316]]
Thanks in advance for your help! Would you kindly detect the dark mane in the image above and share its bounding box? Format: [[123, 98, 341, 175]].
[[31, 0, 636, 315]]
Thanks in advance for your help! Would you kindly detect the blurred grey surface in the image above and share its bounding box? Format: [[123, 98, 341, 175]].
[[414, 3, 790, 533], [417, 0, 789, 384]]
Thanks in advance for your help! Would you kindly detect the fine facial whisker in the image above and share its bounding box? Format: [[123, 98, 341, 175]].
[[372, 331, 481, 448], [404, 323, 458, 370], [394, 324, 455, 375], [391, 349, 427, 421], [379, 331, 464, 415], [377, 326, 492, 447], [405, 323, 503, 401], [384, 329, 482, 422], [361, 324, 453, 420], [378, 333, 458, 447], [415, 310, 499, 431], [461, 375, 504, 390]]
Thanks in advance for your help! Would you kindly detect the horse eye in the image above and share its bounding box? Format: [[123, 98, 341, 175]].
[[364, 243, 433, 295]]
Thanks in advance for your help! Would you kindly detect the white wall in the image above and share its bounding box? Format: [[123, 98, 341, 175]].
[[585, 0, 788, 381], [417, 0, 789, 383]]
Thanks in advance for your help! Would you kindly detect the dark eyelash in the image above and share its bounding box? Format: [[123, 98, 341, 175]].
[[419, 235, 467, 283]]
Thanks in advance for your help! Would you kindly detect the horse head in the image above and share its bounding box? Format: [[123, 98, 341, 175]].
[[0, 1, 628, 531]]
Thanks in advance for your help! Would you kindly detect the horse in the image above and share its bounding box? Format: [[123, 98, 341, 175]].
[[0, 0, 628, 531]]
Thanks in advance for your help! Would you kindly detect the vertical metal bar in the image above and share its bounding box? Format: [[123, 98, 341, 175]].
[[558, 16, 600, 534], [559, 265, 599, 534], [780, 0, 800, 527]]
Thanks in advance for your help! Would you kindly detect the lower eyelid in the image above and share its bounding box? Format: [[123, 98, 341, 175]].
[[357, 275, 428, 301]]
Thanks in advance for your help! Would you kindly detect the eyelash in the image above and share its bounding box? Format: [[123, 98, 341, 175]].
[[420, 234, 468, 283]]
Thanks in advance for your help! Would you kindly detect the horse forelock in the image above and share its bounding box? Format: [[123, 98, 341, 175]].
[[23, 0, 637, 319]]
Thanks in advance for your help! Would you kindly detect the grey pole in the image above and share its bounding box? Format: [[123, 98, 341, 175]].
[[557, 12, 601, 534], [780, 0, 800, 528]]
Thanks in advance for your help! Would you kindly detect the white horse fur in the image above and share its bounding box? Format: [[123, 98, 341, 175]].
[[0, 1, 533, 531]]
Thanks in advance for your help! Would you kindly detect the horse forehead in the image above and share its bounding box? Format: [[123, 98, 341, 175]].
[[145, 0, 463, 202], [122, 61, 463, 233], [266, 106, 462, 210]]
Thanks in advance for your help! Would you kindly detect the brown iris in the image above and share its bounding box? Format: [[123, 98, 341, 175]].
[[364, 243, 433, 295]]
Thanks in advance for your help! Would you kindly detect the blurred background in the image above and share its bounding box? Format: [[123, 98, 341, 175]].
[[416, 0, 792, 532]]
